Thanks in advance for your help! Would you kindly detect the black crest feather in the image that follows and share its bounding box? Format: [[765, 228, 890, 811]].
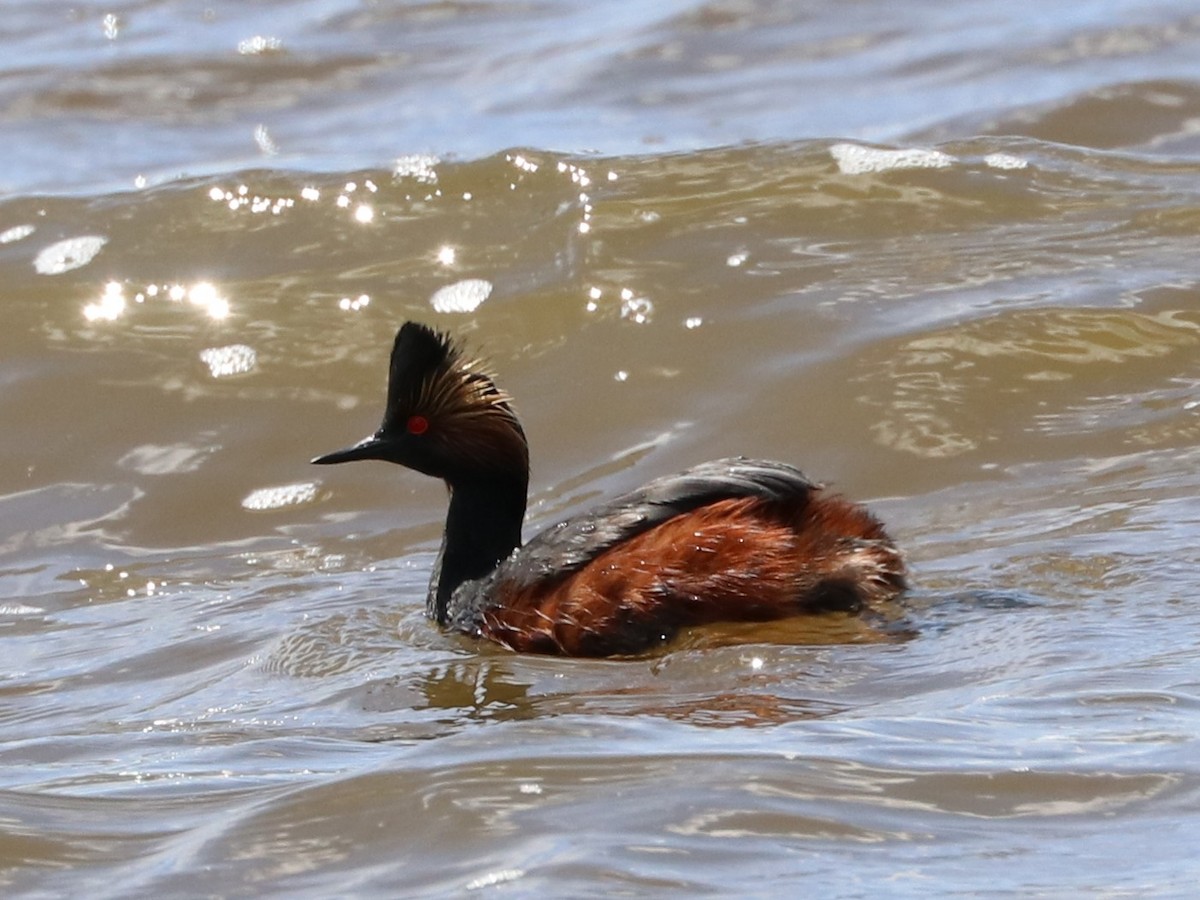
[[382, 322, 457, 432]]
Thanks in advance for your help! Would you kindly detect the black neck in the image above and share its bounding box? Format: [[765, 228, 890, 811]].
[[427, 473, 528, 624]]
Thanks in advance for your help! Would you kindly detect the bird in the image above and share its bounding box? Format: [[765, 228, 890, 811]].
[[313, 322, 906, 656]]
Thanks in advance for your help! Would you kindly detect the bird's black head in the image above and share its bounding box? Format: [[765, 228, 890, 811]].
[[312, 322, 528, 483]]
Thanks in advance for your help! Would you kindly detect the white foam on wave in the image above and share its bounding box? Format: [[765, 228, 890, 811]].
[[34, 235, 108, 274], [200, 344, 257, 378], [394, 154, 440, 184], [242, 482, 319, 511], [985, 152, 1029, 170], [830, 143, 956, 175], [0, 224, 35, 244], [430, 278, 492, 313]]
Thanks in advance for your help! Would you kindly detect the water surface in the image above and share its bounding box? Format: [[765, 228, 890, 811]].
[[3, 1, 1200, 896]]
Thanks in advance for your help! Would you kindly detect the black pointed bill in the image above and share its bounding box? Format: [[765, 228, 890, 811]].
[[311, 433, 390, 465]]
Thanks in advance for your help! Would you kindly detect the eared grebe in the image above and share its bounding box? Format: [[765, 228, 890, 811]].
[[313, 322, 906, 656]]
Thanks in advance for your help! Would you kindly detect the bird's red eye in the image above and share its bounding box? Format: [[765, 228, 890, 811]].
[[407, 415, 430, 435]]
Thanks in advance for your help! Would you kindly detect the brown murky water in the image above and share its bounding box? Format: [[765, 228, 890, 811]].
[[3, 2, 1200, 896]]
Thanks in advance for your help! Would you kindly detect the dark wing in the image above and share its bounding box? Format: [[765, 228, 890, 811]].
[[488, 457, 818, 592]]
